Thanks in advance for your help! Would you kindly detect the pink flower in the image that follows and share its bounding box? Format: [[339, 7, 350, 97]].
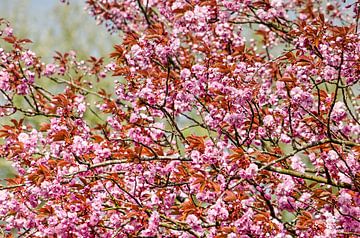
[[94, 146, 111, 159], [280, 134, 291, 143], [331, 102, 347, 122], [278, 196, 296, 211], [186, 214, 202, 232], [16, 83, 30, 95], [72, 135, 89, 156], [241, 163, 258, 179], [290, 87, 314, 109], [276, 176, 295, 196], [180, 68, 191, 80], [207, 200, 229, 222], [184, 11, 195, 21], [22, 50, 36, 66], [291, 155, 305, 173], [0, 71, 10, 90], [18, 132, 30, 144], [270, 0, 283, 8], [3, 27, 13, 36], [44, 64, 56, 76], [263, 115, 275, 127]]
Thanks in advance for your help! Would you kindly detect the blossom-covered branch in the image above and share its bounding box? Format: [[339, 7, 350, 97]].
[[0, 1, 359, 237]]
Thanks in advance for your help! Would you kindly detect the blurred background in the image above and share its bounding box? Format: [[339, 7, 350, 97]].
[[0, 0, 118, 179], [0, 0, 118, 61]]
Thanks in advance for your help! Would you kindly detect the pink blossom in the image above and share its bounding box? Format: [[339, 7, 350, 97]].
[[44, 63, 56, 76], [331, 102, 347, 122], [0, 1, 359, 237], [3, 27, 13, 36], [207, 200, 229, 222], [263, 115, 275, 127], [16, 82, 29, 95], [291, 155, 305, 173], [186, 214, 202, 232], [72, 135, 89, 156], [0, 71, 10, 90]]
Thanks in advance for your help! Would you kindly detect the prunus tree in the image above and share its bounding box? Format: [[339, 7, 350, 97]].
[[0, 0, 359, 237]]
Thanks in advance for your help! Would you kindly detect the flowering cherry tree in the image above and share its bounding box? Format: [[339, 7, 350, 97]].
[[0, 0, 360, 237]]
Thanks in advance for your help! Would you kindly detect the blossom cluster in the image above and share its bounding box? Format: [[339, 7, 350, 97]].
[[0, 1, 359, 237]]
